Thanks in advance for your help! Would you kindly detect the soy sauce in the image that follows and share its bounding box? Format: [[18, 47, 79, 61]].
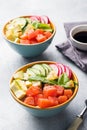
[[73, 31, 87, 43]]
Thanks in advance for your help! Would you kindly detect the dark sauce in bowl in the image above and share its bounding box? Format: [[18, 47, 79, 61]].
[[73, 31, 87, 43]]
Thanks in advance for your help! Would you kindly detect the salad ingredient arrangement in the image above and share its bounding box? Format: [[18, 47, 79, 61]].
[[5, 16, 54, 44], [10, 63, 77, 108]]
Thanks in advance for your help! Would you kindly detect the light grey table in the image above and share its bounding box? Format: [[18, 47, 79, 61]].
[[0, 0, 87, 130]]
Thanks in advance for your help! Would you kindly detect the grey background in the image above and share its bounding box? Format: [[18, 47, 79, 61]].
[[0, 0, 87, 130]]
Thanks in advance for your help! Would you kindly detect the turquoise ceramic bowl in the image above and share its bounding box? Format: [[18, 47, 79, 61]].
[[10, 61, 79, 117], [3, 16, 56, 58]]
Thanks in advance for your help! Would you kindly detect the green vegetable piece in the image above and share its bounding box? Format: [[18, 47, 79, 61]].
[[42, 64, 49, 76], [42, 28, 53, 32], [63, 80, 75, 88], [30, 68, 41, 75], [32, 21, 40, 29], [42, 64, 52, 73], [32, 22, 53, 32], [32, 64, 45, 76], [58, 73, 70, 85], [28, 75, 58, 85], [26, 18, 32, 24], [74, 81, 79, 86], [26, 68, 36, 77], [38, 23, 51, 29], [11, 17, 28, 29]]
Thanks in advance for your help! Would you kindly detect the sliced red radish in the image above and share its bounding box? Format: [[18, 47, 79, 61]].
[[50, 63, 72, 78], [40, 16, 49, 24], [41, 16, 49, 24], [29, 16, 40, 22], [29, 15, 50, 24], [35, 16, 41, 21], [58, 63, 66, 74], [64, 66, 72, 79], [56, 63, 62, 76], [49, 64, 59, 75], [40, 17, 45, 23]]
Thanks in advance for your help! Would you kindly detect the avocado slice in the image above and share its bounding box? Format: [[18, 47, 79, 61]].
[[32, 64, 45, 76], [42, 64, 52, 74], [30, 68, 41, 75], [26, 68, 36, 77]]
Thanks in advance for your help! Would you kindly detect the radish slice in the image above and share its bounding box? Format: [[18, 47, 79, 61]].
[[41, 16, 49, 24], [40, 17, 45, 23], [35, 16, 41, 21], [29, 16, 40, 22], [49, 63, 72, 79], [56, 63, 62, 76], [58, 63, 66, 74], [49, 64, 59, 75], [40, 16, 49, 24], [64, 66, 72, 79], [29, 15, 50, 24]]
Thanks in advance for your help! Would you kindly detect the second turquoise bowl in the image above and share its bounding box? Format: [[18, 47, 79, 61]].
[[3, 16, 56, 58]]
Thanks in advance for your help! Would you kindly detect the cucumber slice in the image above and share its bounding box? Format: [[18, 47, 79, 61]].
[[26, 18, 32, 24], [11, 17, 27, 29], [32, 64, 45, 76]]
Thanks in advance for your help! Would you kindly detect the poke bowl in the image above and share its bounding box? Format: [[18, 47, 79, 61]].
[[3, 15, 56, 57], [10, 61, 79, 117]]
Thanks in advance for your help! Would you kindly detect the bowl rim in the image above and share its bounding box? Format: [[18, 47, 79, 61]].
[[70, 24, 87, 45], [10, 61, 79, 110], [2, 15, 56, 46]]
